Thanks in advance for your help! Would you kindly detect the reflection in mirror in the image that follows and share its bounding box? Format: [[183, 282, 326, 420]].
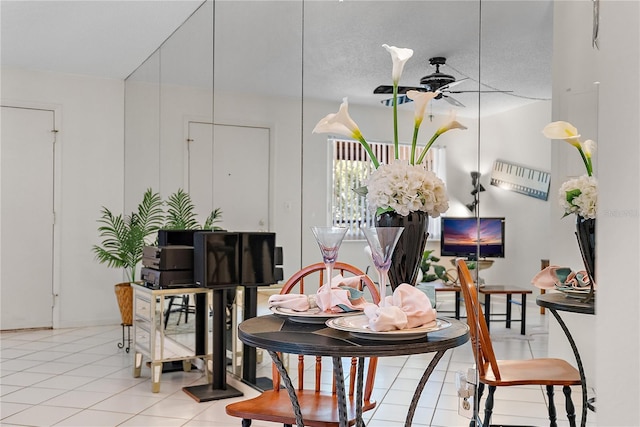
[[159, 0, 213, 206], [302, 1, 480, 283], [212, 0, 303, 381], [476, 0, 554, 288], [124, 50, 161, 213]]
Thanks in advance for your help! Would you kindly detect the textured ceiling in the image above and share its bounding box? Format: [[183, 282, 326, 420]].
[[1, 0, 553, 117]]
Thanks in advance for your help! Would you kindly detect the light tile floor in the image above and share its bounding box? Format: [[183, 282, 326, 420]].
[[1, 292, 597, 427]]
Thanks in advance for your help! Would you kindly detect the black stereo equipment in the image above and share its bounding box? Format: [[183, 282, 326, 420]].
[[141, 267, 194, 288], [158, 229, 203, 247], [142, 245, 193, 270], [194, 231, 276, 288]]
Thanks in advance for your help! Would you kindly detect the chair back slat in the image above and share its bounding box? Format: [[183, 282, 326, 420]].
[[456, 259, 501, 380]]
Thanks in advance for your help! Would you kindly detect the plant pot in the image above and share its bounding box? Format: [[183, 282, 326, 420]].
[[375, 211, 429, 290], [575, 215, 596, 284], [114, 282, 133, 325]]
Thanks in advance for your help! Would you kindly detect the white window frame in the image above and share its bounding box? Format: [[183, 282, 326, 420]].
[[330, 138, 446, 240]]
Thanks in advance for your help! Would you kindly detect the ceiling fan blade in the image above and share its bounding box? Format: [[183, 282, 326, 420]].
[[374, 85, 424, 95], [447, 89, 514, 94], [380, 94, 414, 107], [437, 78, 468, 91], [443, 95, 466, 108]]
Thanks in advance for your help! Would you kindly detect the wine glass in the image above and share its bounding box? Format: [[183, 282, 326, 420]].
[[311, 226, 348, 293], [362, 227, 404, 307]]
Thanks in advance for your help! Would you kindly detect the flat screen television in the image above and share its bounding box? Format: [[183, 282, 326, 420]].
[[440, 217, 505, 259]]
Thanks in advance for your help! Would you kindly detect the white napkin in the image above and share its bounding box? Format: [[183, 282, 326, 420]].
[[363, 283, 437, 332]]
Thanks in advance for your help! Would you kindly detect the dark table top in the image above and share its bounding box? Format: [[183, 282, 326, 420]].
[[237, 314, 470, 358], [536, 292, 595, 315]]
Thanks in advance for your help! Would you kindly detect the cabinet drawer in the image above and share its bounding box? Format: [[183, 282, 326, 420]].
[[134, 323, 151, 353], [135, 295, 152, 320]]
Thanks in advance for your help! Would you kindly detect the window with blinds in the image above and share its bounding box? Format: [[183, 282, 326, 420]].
[[331, 138, 446, 240]]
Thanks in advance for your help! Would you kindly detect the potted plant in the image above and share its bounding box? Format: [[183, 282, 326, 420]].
[[92, 188, 164, 324], [419, 250, 449, 282], [163, 188, 223, 231]]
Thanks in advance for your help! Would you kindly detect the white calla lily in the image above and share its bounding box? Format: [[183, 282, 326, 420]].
[[406, 90, 438, 163], [542, 121, 581, 147], [583, 139, 597, 157], [416, 111, 467, 165], [542, 120, 593, 176], [382, 44, 414, 83], [313, 98, 380, 168], [407, 90, 438, 125], [382, 44, 413, 157]]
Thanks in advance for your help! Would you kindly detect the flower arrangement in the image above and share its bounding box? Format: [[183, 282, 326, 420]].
[[542, 121, 597, 219], [312, 44, 467, 217]]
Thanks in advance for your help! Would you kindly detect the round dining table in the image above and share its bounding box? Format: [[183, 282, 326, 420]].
[[237, 314, 470, 427], [537, 292, 595, 427]]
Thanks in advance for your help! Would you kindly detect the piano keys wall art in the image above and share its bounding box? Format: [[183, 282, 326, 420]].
[[490, 159, 551, 201]]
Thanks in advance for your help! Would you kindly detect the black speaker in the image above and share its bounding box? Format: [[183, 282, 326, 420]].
[[193, 232, 240, 289], [240, 232, 276, 286], [193, 231, 276, 288], [158, 229, 203, 247]]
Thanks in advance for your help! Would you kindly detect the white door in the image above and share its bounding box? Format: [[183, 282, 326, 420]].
[[187, 122, 270, 231], [1, 106, 56, 330]]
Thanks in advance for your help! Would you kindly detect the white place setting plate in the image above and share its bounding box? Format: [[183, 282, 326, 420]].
[[270, 306, 362, 324], [326, 315, 452, 340], [555, 286, 594, 299]]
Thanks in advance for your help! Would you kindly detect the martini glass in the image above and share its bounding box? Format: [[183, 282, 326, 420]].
[[362, 227, 404, 307], [311, 226, 348, 293]]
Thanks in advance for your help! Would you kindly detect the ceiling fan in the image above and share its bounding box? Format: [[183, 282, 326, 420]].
[[373, 57, 511, 108]]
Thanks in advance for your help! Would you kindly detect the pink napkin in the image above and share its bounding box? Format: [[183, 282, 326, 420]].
[[315, 275, 368, 313], [531, 266, 594, 290], [531, 265, 565, 289], [268, 294, 312, 312], [363, 284, 437, 332]]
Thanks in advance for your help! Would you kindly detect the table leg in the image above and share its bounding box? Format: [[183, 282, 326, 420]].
[[332, 356, 348, 427], [520, 294, 527, 335], [405, 350, 446, 427], [268, 350, 304, 427], [484, 294, 491, 332], [506, 294, 512, 329], [549, 309, 588, 427], [355, 357, 365, 427]]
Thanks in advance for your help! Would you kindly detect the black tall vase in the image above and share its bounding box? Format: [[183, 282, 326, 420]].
[[375, 211, 429, 290], [575, 215, 596, 290]]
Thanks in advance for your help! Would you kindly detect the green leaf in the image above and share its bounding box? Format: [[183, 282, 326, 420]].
[[565, 188, 582, 203], [352, 186, 368, 197]]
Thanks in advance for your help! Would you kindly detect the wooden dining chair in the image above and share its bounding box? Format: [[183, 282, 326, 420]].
[[225, 262, 380, 427], [456, 259, 581, 427]]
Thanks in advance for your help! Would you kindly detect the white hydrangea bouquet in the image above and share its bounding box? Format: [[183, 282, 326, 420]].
[[312, 44, 467, 218], [542, 121, 597, 219]]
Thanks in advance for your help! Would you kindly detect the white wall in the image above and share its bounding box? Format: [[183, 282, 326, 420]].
[[1, 68, 125, 328], [552, 1, 640, 425], [593, 1, 640, 424]]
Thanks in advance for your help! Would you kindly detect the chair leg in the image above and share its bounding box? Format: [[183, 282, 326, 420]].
[[483, 385, 496, 427], [183, 295, 190, 324], [241, 419, 251, 427], [563, 385, 577, 427], [164, 296, 176, 329], [546, 385, 558, 427]]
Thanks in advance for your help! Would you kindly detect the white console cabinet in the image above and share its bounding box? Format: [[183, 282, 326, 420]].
[[132, 283, 212, 392]]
